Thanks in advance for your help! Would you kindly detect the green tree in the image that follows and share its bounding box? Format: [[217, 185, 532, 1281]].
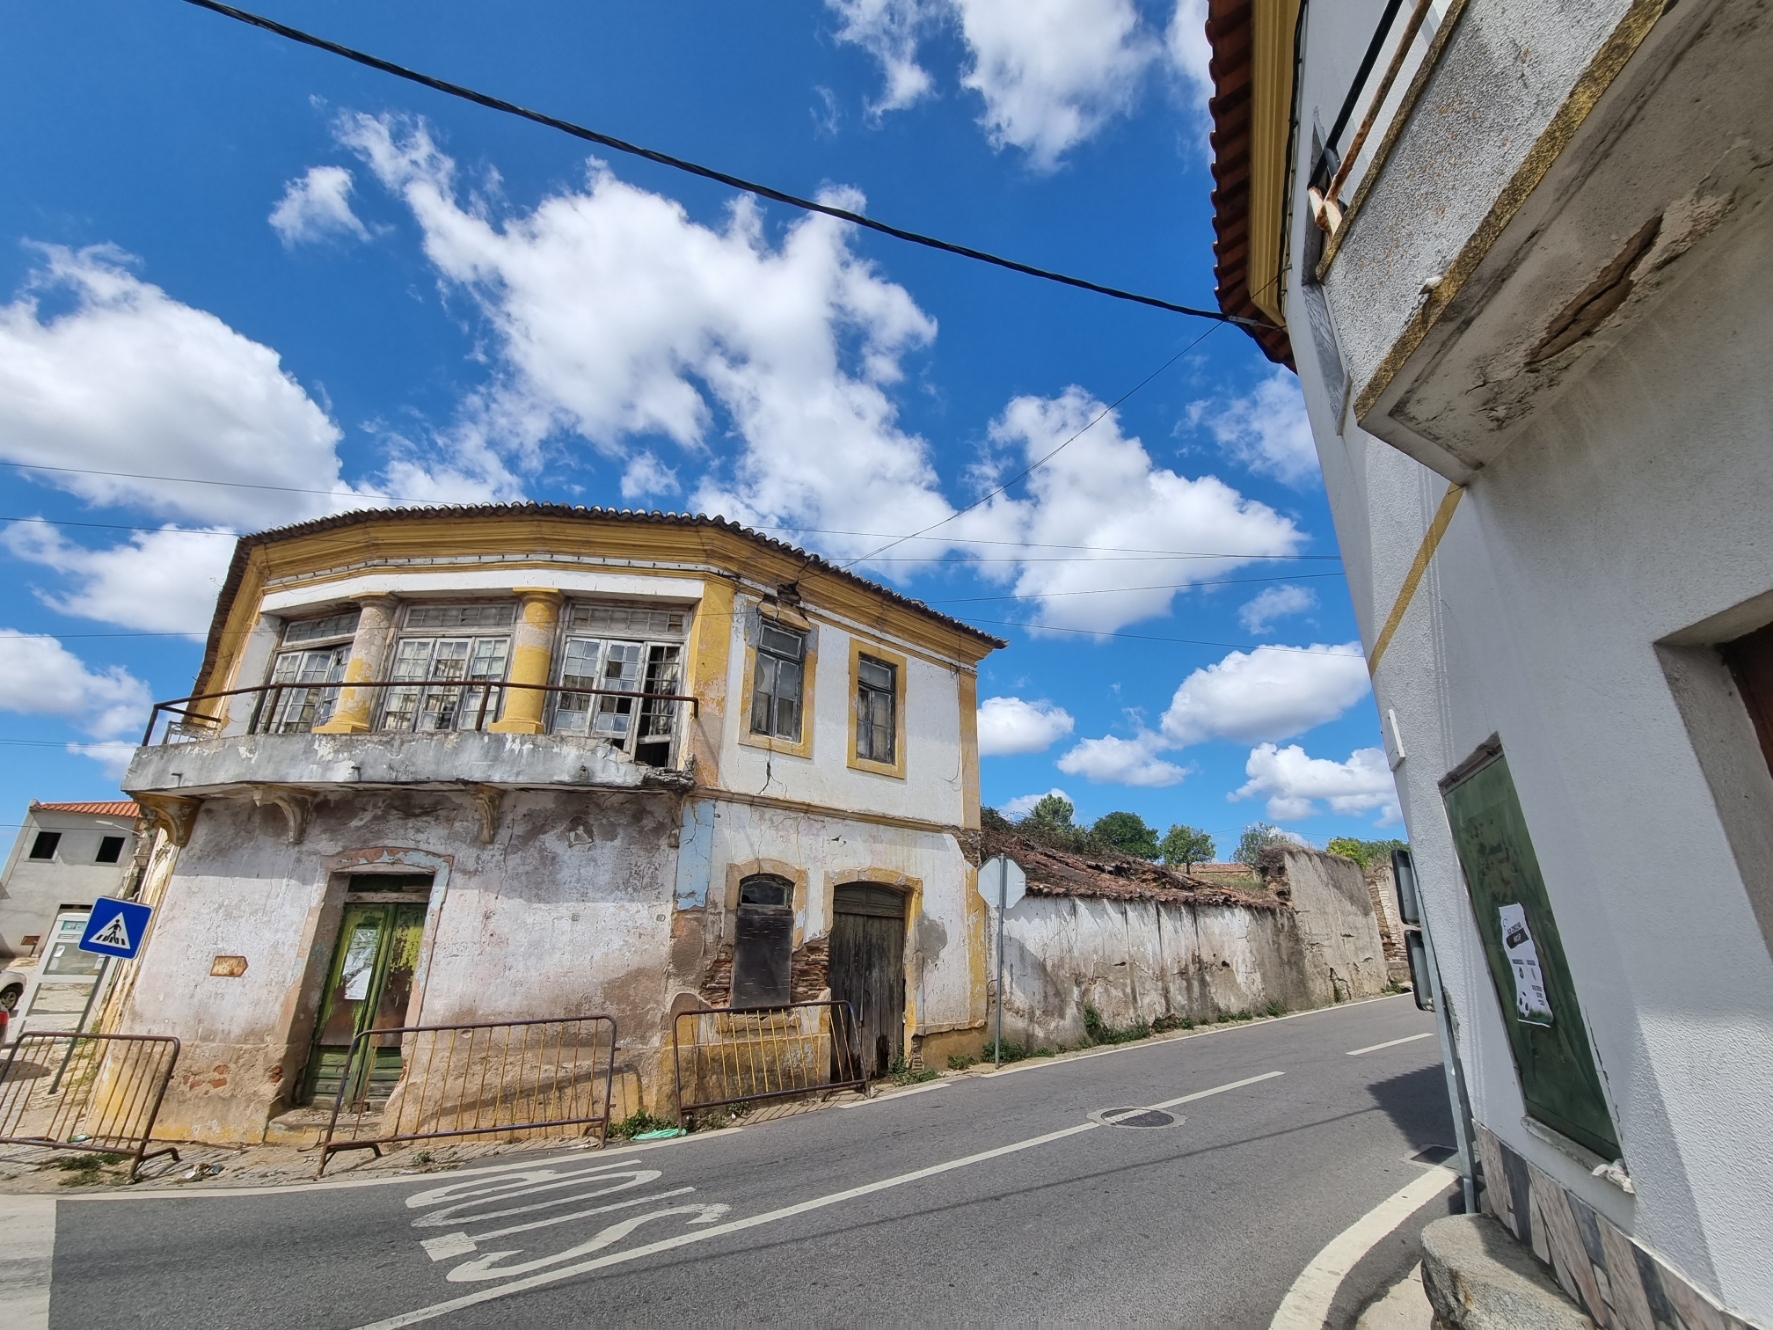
[[1023, 793, 1076, 832], [1091, 811, 1160, 859], [1326, 836, 1406, 870], [1160, 824, 1216, 871], [1234, 822, 1293, 866]]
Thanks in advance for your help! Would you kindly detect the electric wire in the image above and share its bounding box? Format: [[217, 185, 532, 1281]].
[[177, 0, 1272, 331]]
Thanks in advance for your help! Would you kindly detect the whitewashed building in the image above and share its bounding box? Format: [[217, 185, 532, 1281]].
[[1205, 0, 1773, 1324], [115, 506, 1000, 1142]]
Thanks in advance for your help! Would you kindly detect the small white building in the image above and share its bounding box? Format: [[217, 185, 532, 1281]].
[[1205, 0, 1773, 1324], [114, 505, 1001, 1142], [0, 800, 140, 958]]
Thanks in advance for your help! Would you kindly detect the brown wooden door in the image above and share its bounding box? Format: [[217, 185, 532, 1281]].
[[828, 884, 907, 1078]]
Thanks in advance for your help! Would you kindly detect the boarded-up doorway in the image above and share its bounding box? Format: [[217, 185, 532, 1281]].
[[829, 884, 907, 1078]]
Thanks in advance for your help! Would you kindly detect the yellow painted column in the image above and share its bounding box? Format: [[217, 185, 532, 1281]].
[[488, 588, 563, 735], [315, 595, 400, 734]]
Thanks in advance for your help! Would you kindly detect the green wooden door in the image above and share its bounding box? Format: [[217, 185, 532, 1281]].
[[1441, 745, 1620, 1160], [303, 902, 428, 1105]]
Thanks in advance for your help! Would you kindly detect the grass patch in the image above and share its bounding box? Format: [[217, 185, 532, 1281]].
[[608, 1110, 676, 1139], [946, 1053, 977, 1071], [1083, 1004, 1152, 1046], [887, 1055, 939, 1086], [1151, 1014, 1195, 1033], [981, 1038, 1030, 1064]]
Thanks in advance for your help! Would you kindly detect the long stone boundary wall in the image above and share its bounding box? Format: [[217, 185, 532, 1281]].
[[993, 846, 1392, 1049]]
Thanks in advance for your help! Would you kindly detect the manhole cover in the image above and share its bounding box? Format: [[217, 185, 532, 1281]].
[[1091, 1106, 1180, 1129]]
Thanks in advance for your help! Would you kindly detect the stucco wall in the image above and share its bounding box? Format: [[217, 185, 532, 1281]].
[[119, 789, 680, 1142], [990, 848, 1390, 1050], [1287, 11, 1773, 1315]]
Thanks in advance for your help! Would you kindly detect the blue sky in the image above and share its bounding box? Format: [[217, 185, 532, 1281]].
[[0, 0, 1399, 858]]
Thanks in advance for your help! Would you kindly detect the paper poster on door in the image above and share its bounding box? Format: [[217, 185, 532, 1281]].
[[1498, 903, 1554, 1027]]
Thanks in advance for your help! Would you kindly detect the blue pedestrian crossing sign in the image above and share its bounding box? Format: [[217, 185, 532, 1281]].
[[79, 896, 153, 960]]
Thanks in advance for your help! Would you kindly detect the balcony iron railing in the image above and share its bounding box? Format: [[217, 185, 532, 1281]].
[[141, 679, 700, 751], [1307, 0, 1452, 244]]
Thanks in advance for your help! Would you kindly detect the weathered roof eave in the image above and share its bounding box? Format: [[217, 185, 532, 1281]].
[[194, 504, 1007, 691]]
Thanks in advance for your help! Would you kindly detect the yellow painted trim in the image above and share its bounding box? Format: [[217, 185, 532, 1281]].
[[737, 603, 817, 761], [825, 868, 924, 1050], [1247, 0, 1303, 324], [1367, 483, 1464, 675], [847, 639, 909, 781], [1351, 0, 1667, 422], [957, 670, 980, 833], [198, 515, 998, 697], [684, 577, 736, 783], [488, 588, 562, 735], [699, 786, 961, 839], [722, 858, 810, 946]]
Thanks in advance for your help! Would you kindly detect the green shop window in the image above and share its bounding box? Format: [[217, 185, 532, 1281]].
[[1440, 739, 1620, 1161]]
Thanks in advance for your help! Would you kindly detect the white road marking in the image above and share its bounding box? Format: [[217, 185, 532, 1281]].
[[418, 1187, 697, 1261], [0, 1194, 55, 1330], [1150, 1070, 1285, 1110], [445, 1202, 732, 1282], [355, 1070, 1283, 1329], [1268, 1165, 1456, 1330], [1345, 1033, 1434, 1057], [977, 993, 1411, 1080]]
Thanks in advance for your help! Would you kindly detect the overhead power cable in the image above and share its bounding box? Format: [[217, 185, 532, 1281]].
[[177, 0, 1271, 331]]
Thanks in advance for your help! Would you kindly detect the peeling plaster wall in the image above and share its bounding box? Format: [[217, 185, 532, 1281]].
[[118, 790, 679, 1142], [668, 799, 979, 1045], [991, 849, 1389, 1050]]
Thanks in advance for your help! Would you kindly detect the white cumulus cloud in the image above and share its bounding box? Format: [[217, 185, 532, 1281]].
[[0, 244, 363, 527], [955, 0, 1159, 168], [956, 388, 1304, 632], [270, 165, 372, 246], [341, 113, 952, 556], [339, 116, 1295, 633], [1056, 732, 1188, 787], [1191, 367, 1320, 486], [1238, 583, 1318, 634], [1165, 0, 1213, 113], [1234, 743, 1401, 823], [3, 523, 232, 637], [999, 787, 1071, 819], [827, 0, 940, 114], [1160, 643, 1369, 747], [0, 630, 152, 774], [829, 0, 1162, 167], [977, 696, 1074, 755]]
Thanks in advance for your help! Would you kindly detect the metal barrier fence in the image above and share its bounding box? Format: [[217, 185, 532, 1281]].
[[315, 1015, 618, 1176], [672, 1001, 866, 1120], [0, 1032, 182, 1180]]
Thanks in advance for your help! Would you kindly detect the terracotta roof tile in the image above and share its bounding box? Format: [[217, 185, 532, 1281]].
[[31, 800, 140, 819]]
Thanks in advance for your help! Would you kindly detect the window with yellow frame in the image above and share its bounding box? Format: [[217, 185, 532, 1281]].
[[848, 639, 907, 779], [739, 605, 817, 759]]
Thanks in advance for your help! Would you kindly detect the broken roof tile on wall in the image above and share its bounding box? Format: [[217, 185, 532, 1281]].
[[980, 826, 1279, 910]]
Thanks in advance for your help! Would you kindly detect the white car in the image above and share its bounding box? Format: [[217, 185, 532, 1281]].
[[0, 966, 24, 1015]]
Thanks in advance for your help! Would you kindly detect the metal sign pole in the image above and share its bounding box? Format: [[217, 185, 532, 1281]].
[[49, 955, 112, 1095], [995, 859, 1006, 1069]]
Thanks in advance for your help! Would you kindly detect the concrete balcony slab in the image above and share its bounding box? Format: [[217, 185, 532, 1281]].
[[123, 728, 683, 798]]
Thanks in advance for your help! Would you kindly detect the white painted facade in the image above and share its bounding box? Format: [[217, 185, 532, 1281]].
[[113, 510, 997, 1142], [1270, 0, 1773, 1322], [0, 803, 139, 959]]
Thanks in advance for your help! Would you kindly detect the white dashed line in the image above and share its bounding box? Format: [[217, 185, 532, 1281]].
[[1346, 1032, 1434, 1056]]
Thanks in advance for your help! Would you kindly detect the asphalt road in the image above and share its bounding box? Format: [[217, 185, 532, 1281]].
[[46, 995, 1457, 1329]]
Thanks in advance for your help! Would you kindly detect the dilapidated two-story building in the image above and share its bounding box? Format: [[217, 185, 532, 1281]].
[[116, 505, 1001, 1142]]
